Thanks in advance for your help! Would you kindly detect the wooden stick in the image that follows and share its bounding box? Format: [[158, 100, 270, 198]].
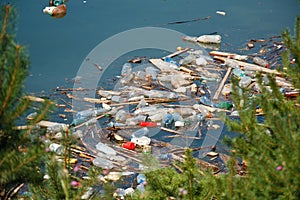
[[214, 56, 283, 76], [209, 51, 237, 57], [83, 97, 110, 104], [163, 48, 191, 59], [25, 95, 45, 103], [160, 127, 182, 134], [179, 66, 194, 74], [213, 67, 233, 101]]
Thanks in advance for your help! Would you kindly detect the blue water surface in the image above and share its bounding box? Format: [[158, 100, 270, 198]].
[[4, 0, 299, 92]]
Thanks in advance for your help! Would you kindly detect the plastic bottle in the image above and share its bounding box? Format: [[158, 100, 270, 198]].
[[232, 68, 245, 79], [131, 127, 149, 138], [164, 57, 179, 66], [145, 67, 159, 80], [136, 184, 145, 193], [131, 136, 151, 146], [122, 142, 135, 150], [49, 143, 64, 155], [96, 142, 117, 156], [214, 102, 233, 110], [172, 112, 183, 122], [179, 54, 197, 65], [239, 76, 252, 88], [197, 35, 221, 44], [120, 63, 134, 84], [199, 96, 214, 107], [224, 58, 239, 68], [137, 174, 146, 184], [182, 35, 198, 42], [107, 121, 127, 127], [47, 123, 68, 133], [92, 157, 114, 169], [121, 63, 132, 77], [158, 153, 172, 160], [111, 95, 127, 103], [195, 56, 208, 66], [162, 113, 174, 128], [115, 110, 128, 122], [147, 90, 179, 99], [253, 56, 268, 68], [136, 97, 147, 109], [135, 70, 147, 80], [126, 115, 147, 126], [139, 121, 161, 127]]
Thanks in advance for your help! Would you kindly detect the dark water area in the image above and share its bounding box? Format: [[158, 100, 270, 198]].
[[5, 0, 299, 93]]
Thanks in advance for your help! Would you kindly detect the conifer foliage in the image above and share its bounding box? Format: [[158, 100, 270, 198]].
[[0, 4, 52, 199]]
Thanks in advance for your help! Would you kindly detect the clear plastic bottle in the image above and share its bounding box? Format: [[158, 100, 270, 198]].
[[111, 95, 127, 103], [115, 110, 128, 122], [49, 143, 64, 155], [179, 54, 197, 65], [195, 56, 208, 66], [92, 157, 113, 169], [182, 35, 198, 42], [232, 68, 245, 79], [120, 63, 134, 84], [224, 58, 239, 68], [239, 76, 252, 88], [162, 113, 174, 128], [126, 115, 147, 126], [136, 184, 145, 193], [136, 174, 146, 184], [158, 153, 172, 160], [147, 90, 179, 99], [199, 96, 214, 107], [145, 66, 159, 80], [253, 56, 268, 68], [197, 35, 221, 44], [132, 127, 149, 138], [164, 57, 179, 66]]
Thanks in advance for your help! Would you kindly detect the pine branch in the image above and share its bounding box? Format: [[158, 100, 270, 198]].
[[0, 44, 20, 118], [0, 4, 9, 46]]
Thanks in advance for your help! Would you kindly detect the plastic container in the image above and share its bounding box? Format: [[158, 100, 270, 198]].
[[120, 63, 134, 84], [182, 35, 198, 42], [92, 157, 114, 169], [111, 95, 127, 103], [139, 121, 161, 127], [132, 127, 149, 138], [126, 115, 147, 126], [147, 90, 179, 99], [137, 174, 146, 184], [47, 123, 68, 133], [253, 56, 268, 68], [158, 153, 172, 160], [131, 136, 151, 146], [197, 35, 221, 44], [195, 56, 208, 66], [179, 54, 197, 65], [199, 96, 214, 107], [122, 142, 135, 150], [214, 102, 233, 110], [145, 66, 158, 80], [164, 57, 179, 66], [224, 58, 239, 68], [136, 184, 145, 193], [49, 143, 64, 155], [232, 68, 245, 79], [107, 121, 126, 127], [162, 113, 174, 128], [96, 142, 117, 156], [239, 76, 252, 88], [115, 110, 128, 122]]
